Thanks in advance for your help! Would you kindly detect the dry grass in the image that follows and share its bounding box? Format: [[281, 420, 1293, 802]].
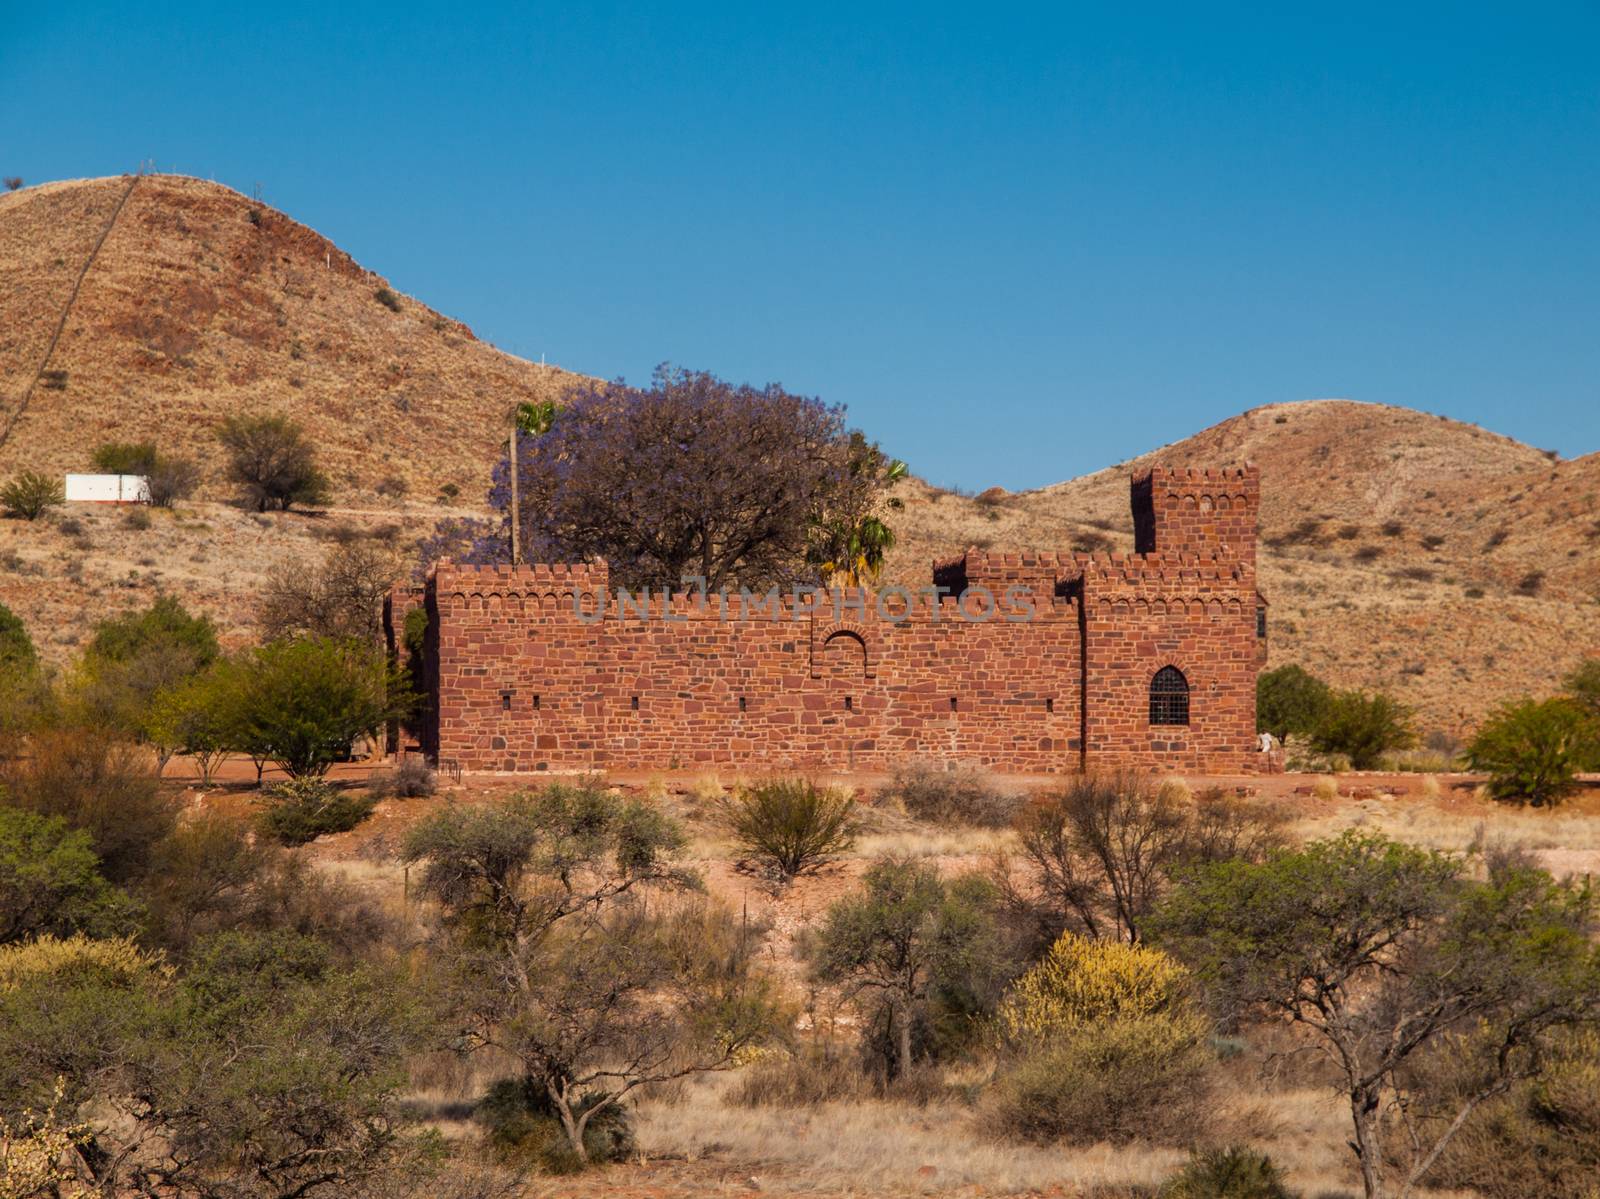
[[633, 1072, 1185, 1195], [1290, 787, 1600, 851]]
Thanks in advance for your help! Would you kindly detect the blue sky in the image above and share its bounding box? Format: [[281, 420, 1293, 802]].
[[4, 3, 1597, 489]]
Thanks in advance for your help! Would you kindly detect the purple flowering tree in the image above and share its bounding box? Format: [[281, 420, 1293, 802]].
[[421, 366, 900, 592]]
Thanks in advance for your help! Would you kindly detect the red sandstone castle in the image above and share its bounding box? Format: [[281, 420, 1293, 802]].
[[388, 465, 1268, 775]]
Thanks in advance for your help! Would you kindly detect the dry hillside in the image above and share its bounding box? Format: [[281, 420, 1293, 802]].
[[0, 173, 580, 500], [1, 175, 1595, 736]]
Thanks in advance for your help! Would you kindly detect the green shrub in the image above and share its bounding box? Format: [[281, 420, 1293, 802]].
[[1468, 698, 1597, 807], [724, 777, 856, 880], [230, 637, 412, 778], [0, 808, 135, 944], [880, 760, 1020, 828], [89, 595, 219, 668], [258, 778, 375, 846], [217, 413, 330, 511], [985, 1015, 1213, 1146], [0, 601, 35, 672], [476, 1075, 633, 1173], [1310, 689, 1415, 769], [1255, 664, 1330, 740], [374, 287, 402, 313], [76, 596, 220, 745], [1565, 658, 1600, 721], [1160, 1146, 1295, 1199], [1, 471, 64, 520], [92, 441, 160, 474]]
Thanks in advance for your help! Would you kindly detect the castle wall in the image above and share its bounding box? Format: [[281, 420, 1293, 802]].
[[426, 564, 1083, 773], [394, 462, 1267, 777]]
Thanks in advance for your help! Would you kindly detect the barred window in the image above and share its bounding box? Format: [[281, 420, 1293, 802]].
[[1149, 666, 1190, 726]]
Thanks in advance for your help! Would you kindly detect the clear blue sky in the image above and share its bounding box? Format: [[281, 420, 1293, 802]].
[[5, 3, 1597, 489]]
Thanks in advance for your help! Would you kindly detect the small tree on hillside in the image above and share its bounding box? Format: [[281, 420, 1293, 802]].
[[90, 442, 199, 506], [257, 541, 399, 645], [1151, 832, 1600, 1199], [1467, 698, 1598, 807], [1256, 664, 1332, 740], [0, 472, 64, 520], [404, 784, 787, 1165], [1311, 688, 1415, 769], [217, 413, 330, 511], [92, 441, 160, 474], [229, 637, 411, 778]]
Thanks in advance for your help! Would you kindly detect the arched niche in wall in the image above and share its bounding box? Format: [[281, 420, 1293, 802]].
[[810, 620, 874, 680]]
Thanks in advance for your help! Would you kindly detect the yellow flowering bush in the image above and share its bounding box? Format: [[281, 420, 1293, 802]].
[[986, 934, 1214, 1145], [0, 934, 168, 991], [997, 932, 1192, 1043]]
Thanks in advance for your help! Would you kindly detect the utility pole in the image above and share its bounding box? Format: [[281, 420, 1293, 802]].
[[509, 420, 521, 566]]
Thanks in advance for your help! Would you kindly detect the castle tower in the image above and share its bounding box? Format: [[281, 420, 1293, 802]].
[[1131, 464, 1259, 572]]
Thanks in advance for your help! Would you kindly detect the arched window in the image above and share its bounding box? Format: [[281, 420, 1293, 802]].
[[1149, 666, 1190, 726]]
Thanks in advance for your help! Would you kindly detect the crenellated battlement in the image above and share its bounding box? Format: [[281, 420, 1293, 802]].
[[1131, 461, 1258, 570]]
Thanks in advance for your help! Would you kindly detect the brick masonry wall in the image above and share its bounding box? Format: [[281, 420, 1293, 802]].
[[394, 463, 1268, 775], [425, 564, 1084, 772]]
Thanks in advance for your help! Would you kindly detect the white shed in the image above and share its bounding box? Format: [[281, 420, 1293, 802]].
[[64, 474, 151, 503]]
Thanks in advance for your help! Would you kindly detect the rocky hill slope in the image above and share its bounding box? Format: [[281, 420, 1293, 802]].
[[2, 176, 1594, 738], [0, 174, 578, 500]]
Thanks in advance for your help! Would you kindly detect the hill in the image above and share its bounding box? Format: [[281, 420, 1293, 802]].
[[1, 176, 1594, 738], [0, 173, 579, 500]]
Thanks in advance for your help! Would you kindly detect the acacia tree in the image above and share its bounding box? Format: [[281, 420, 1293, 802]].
[[403, 783, 789, 1163], [1467, 697, 1599, 806], [228, 637, 411, 777], [807, 857, 1003, 1081], [996, 771, 1285, 951], [0, 930, 429, 1199], [217, 413, 330, 511], [258, 541, 400, 645], [1151, 832, 1600, 1199], [425, 366, 902, 591], [75, 596, 220, 746]]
